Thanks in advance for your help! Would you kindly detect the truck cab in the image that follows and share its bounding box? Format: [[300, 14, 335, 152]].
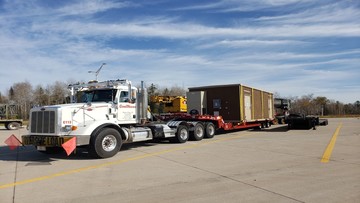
[[77, 85, 138, 124], [22, 79, 188, 158]]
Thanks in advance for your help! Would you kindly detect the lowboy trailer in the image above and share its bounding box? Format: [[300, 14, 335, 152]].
[[157, 83, 275, 134]]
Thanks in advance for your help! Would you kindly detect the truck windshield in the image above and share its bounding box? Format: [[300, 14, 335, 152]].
[[78, 89, 117, 103]]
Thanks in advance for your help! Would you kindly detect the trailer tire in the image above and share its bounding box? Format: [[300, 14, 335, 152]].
[[171, 125, 189, 143], [89, 128, 122, 159], [191, 123, 204, 141], [6, 122, 20, 130], [204, 122, 215, 139]]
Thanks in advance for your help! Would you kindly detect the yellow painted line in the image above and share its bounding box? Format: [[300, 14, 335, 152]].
[[0, 133, 250, 189], [321, 123, 342, 163]]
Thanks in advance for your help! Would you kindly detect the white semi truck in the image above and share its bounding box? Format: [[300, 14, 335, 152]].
[[21, 79, 211, 158]]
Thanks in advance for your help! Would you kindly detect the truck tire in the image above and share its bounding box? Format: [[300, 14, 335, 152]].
[[204, 122, 215, 138], [171, 125, 189, 143], [6, 122, 20, 130], [89, 128, 122, 158], [190, 123, 204, 141]]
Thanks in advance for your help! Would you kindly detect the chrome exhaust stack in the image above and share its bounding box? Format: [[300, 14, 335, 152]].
[[136, 81, 148, 124]]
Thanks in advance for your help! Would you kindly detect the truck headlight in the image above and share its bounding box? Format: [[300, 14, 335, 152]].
[[62, 125, 78, 132], [63, 125, 72, 132]]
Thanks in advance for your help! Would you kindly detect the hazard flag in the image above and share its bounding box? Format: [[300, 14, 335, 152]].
[[4, 134, 22, 150], [62, 137, 76, 156]]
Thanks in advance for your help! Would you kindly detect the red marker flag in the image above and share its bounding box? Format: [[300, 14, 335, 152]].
[[4, 134, 22, 150], [62, 137, 76, 156]]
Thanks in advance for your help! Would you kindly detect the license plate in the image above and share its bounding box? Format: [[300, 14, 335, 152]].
[[22, 135, 65, 146], [37, 146, 46, 151]]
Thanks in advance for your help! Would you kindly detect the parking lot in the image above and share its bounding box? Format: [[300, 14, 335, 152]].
[[0, 118, 359, 203]]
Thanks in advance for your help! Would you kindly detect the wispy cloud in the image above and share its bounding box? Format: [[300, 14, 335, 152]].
[[56, 0, 132, 16], [198, 39, 307, 49], [25, 20, 360, 42], [0, 0, 359, 103], [256, 1, 360, 24], [175, 0, 314, 12]]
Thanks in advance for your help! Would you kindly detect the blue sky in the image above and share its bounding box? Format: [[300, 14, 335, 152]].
[[0, 0, 359, 103]]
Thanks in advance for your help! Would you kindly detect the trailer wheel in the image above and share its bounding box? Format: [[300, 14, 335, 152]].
[[171, 125, 189, 143], [191, 123, 204, 141], [89, 128, 122, 158], [204, 122, 215, 138], [6, 122, 20, 130]]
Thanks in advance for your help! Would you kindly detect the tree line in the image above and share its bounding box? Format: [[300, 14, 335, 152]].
[[285, 94, 360, 116], [0, 81, 358, 119], [0, 81, 70, 119]]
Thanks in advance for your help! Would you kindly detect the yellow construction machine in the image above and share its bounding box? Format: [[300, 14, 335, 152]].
[[149, 96, 187, 113]]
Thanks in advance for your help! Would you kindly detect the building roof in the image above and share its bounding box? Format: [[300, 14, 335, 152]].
[[188, 83, 273, 94]]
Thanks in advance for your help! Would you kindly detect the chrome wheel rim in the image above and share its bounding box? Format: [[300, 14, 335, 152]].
[[180, 128, 188, 140], [102, 135, 117, 152], [195, 127, 204, 137], [208, 125, 215, 136]]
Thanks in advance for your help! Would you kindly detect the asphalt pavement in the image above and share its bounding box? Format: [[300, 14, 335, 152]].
[[0, 118, 359, 203]]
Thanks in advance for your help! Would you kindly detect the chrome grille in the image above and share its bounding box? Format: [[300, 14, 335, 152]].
[[30, 110, 56, 133]]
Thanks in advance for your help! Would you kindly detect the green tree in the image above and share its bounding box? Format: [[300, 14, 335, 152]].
[[8, 87, 14, 101], [313, 96, 329, 116], [148, 83, 158, 97]]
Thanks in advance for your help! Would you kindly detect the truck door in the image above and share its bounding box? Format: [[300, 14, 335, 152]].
[[117, 90, 136, 124]]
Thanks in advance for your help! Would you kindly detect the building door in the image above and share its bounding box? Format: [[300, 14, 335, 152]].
[[244, 94, 252, 120], [268, 96, 273, 118]]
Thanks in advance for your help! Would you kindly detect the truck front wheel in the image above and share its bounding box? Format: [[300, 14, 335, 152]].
[[89, 128, 122, 158]]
